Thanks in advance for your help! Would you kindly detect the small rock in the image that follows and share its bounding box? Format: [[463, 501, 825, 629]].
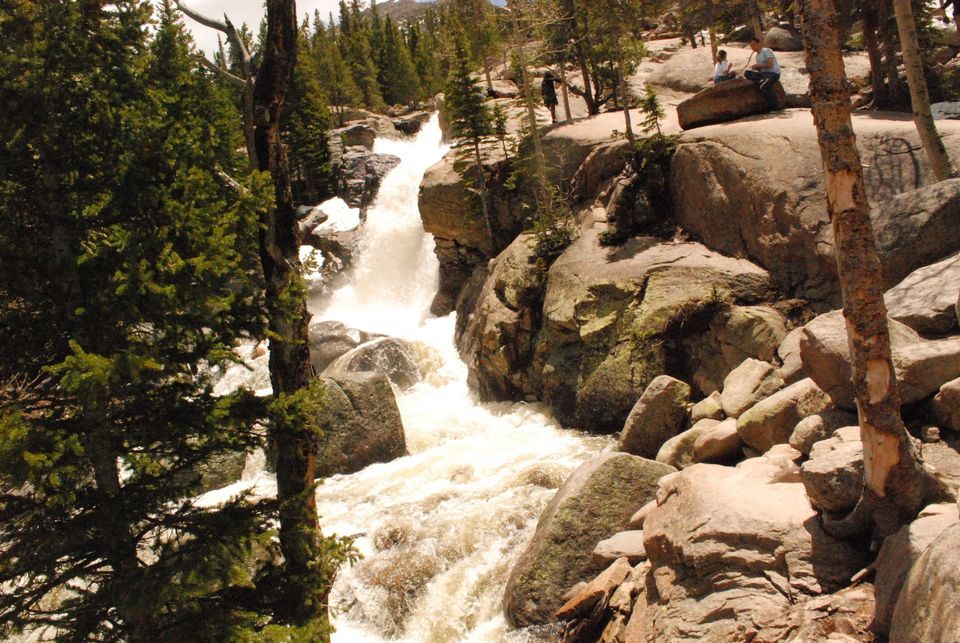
[[922, 425, 942, 443], [628, 500, 657, 530], [690, 391, 724, 423], [656, 419, 719, 469], [789, 409, 858, 455], [800, 431, 864, 513], [618, 376, 691, 459], [720, 358, 785, 418], [555, 557, 633, 621], [932, 377, 960, 430], [764, 25, 804, 51], [591, 531, 647, 566], [692, 417, 742, 463], [777, 327, 806, 384]]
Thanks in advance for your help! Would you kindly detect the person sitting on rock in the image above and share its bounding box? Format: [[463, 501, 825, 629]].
[[541, 71, 561, 123], [713, 50, 736, 84], [744, 36, 782, 110]]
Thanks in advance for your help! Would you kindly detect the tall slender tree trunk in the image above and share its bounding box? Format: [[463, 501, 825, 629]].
[[254, 0, 326, 626], [798, 0, 931, 540], [880, 0, 906, 103], [473, 139, 495, 249], [863, 5, 889, 108], [892, 0, 956, 180], [559, 65, 572, 121], [751, 0, 765, 38], [508, 0, 548, 206], [562, 0, 598, 115], [615, 38, 635, 144], [484, 59, 494, 93]]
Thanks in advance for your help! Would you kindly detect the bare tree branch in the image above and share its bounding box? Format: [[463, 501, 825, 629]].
[[173, 0, 228, 33], [192, 54, 246, 88]]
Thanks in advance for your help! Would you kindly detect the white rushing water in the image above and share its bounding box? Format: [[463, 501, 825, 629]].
[[211, 116, 606, 642]]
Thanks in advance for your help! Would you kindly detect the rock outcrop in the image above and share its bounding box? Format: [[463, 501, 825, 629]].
[[503, 453, 674, 627], [890, 521, 960, 642], [670, 115, 960, 302], [639, 456, 869, 641], [322, 337, 424, 390], [884, 250, 960, 336], [617, 375, 691, 459]]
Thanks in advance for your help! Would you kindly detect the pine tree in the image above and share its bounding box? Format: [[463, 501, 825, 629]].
[[311, 18, 363, 124], [0, 1, 275, 638], [446, 35, 495, 243], [377, 15, 423, 106], [338, 0, 385, 110], [286, 36, 336, 204]]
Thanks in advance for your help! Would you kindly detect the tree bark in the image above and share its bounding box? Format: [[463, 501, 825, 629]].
[[615, 38, 635, 144], [562, 0, 599, 115], [892, 0, 956, 180], [559, 65, 572, 121], [862, 4, 889, 108], [798, 0, 929, 540], [254, 0, 325, 626]]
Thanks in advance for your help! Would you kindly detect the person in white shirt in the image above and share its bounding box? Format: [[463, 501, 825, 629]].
[[744, 36, 782, 110], [713, 50, 736, 84]]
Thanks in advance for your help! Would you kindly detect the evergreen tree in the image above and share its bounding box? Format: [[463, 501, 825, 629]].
[[0, 1, 276, 638], [286, 37, 336, 204], [377, 15, 423, 105], [338, 0, 385, 110], [445, 35, 495, 242], [310, 17, 363, 124]]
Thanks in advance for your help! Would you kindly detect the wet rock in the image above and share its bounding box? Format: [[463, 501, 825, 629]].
[[885, 250, 960, 336], [591, 531, 647, 566], [874, 503, 959, 638], [336, 147, 402, 211], [789, 409, 857, 455], [639, 457, 868, 641], [736, 378, 833, 453], [800, 426, 864, 513], [720, 357, 785, 418], [692, 417, 743, 463], [308, 320, 378, 374], [678, 78, 786, 131], [618, 375, 691, 459], [799, 310, 921, 408], [890, 522, 960, 642], [314, 372, 407, 478], [689, 391, 724, 423], [455, 234, 547, 401], [333, 123, 376, 150], [503, 453, 675, 627], [655, 418, 719, 469], [297, 207, 330, 237], [763, 25, 803, 51], [392, 111, 431, 135], [322, 337, 422, 390], [185, 450, 249, 494]]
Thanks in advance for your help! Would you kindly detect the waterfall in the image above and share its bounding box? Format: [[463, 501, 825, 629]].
[[213, 116, 606, 642]]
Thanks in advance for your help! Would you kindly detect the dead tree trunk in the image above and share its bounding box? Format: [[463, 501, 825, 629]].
[[798, 0, 933, 540], [254, 0, 326, 626], [892, 0, 956, 180], [615, 38, 635, 144], [862, 4, 889, 108]]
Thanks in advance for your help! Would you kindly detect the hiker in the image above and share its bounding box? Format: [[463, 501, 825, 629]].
[[541, 71, 561, 123], [713, 50, 736, 84], [744, 36, 782, 110]]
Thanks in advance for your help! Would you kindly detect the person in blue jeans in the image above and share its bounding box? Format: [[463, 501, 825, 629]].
[[744, 36, 782, 110]]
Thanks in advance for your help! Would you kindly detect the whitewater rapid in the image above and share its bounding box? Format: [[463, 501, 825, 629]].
[[210, 116, 607, 642]]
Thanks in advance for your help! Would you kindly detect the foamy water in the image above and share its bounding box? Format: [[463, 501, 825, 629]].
[[210, 116, 606, 641]]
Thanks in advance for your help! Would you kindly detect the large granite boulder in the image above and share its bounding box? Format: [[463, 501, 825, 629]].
[[455, 234, 548, 401], [763, 25, 803, 51], [314, 372, 407, 478], [799, 310, 922, 409], [322, 337, 423, 390], [503, 453, 675, 627], [617, 375, 691, 459], [736, 378, 833, 453], [308, 320, 378, 374], [536, 212, 772, 432], [337, 147, 401, 210], [890, 521, 960, 642], [639, 455, 869, 641], [678, 78, 786, 131], [874, 503, 959, 638], [720, 357, 785, 418], [670, 113, 960, 302], [799, 426, 864, 513], [885, 250, 960, 336]]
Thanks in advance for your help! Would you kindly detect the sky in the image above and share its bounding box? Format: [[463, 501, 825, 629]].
[[176, 0, 345, 55]]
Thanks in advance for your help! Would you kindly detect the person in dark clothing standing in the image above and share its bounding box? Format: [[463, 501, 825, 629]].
[[541, 71, 561, 123]]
